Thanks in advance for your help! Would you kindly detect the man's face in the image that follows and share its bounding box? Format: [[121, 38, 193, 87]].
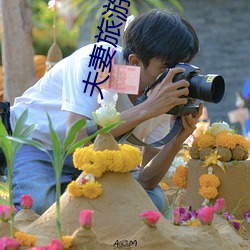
[[139, 57, 167, 92]]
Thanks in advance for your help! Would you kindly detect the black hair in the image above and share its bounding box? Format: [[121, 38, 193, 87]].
[[122, 9, 199, 68]]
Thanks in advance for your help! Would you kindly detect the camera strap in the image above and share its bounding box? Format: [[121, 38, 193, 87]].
[[116, 116, 183, 147]]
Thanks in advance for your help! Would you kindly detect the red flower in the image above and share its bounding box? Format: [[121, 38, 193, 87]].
[[79, 210, 94, 229], [213, 197, 225, 215], [20, 194, 33, 209], [0, 236, 19, 249], [197, 207, 214, 225], [139, 210, 162, 227]]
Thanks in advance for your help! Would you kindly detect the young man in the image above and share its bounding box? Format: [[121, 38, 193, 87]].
[[8, 9, 202, 215]]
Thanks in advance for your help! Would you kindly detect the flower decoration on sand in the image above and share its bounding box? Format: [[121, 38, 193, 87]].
[[197, 206, 214, 225], [14, 231, 36, 247], [199, 167, 220, 206], [68, 90, 142, 199], [79, 210, 94, 230], [0, 237, 19, 249], [140, 210, 162, 227], [20, 194, 33, 209], [190, 121, 250, 161], [170, 206, 200, 226], [213, 197, 226, 215]]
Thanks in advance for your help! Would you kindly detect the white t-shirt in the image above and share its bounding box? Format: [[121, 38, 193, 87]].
[[10, 42, 170, 149]]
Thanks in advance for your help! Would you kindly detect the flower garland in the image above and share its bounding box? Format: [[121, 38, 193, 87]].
[[199, 167, 220, 206], [68, 137, 141, 199]]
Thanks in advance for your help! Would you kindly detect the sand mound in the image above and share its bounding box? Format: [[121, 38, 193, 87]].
[[11, 171, 250, 250]]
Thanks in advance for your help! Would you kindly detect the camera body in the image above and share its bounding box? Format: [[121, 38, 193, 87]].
[[135, 63, 225, 116]]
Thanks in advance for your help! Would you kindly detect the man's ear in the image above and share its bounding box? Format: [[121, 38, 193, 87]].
[[128, 54, 141, 66]]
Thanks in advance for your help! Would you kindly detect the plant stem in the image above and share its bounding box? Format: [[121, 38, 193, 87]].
[[56, 174, 62, 240], [7, 158, 14, 238]]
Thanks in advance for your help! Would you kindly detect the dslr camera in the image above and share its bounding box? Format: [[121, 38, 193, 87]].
[[135, 63, 225, 116]]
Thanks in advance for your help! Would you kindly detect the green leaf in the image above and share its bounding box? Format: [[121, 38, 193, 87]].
[[63, 118, 86, 151], [6, 136, 52, 161], [47, 114, 62, 174], [0, 119, 12, 163], [12, 109, 28, 137], [165, 188, 180, 220]]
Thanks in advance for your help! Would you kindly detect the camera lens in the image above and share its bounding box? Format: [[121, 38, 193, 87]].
[[189, 74, 225, 103]]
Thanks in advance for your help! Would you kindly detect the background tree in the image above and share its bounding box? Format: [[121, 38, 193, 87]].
[[1, 0, 35, 104]]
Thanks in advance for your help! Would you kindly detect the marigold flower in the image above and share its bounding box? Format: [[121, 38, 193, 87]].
[[0, 236, 19, 249], [67, 181, 84, 197], [197, 134, 215, 149], [199, 186, 218, 200], [215, 131, 237, 149], [14, 231, 36, 247], [62, 236, 73, 249], [20, 194, 33, 209], [213, 197, 225, 215], [140, 210, 162, 227], [82, 163, 105, 178], [79, 210, 94, 229], [185, 218, 201, 226], [172, 166, 188, 189], [160, 182, 168, 191], [82, 180, 102, 199], [199, 174, 220, 188], [197, 207, 214, 225]]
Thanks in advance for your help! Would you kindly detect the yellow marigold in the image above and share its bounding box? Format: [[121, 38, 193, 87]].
[[119, 144, 142, 172], [67, 181, 84, 197], [215, 131, 237, 149], [82, 180, 102, 199], [197, 134, 215, 149], [233, 134, 250, 151], [199, 186, 218, 199], [73, 146, 94, 168], [160, 182, 168, 191], [199, 174, 220, 188], [62, 235, 73, 249], [82, 163, 105, 178], [14, 231, 36, 247], [172, 166, 188, 188], [185, 218, 201, 227]]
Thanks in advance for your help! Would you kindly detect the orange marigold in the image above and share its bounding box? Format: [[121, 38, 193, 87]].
[[199, 174, 220, 188], [215, 131, 237, 149], [199, 186, 218, 199], [233, 134, 250, 151], [172, 166, 188, 188], [197, 134, 215, 149]]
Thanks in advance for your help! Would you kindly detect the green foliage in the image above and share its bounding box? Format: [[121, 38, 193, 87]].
[[68, 0, 183, 42], [0, 109, 38, 238], [32, 1, 79, 57]]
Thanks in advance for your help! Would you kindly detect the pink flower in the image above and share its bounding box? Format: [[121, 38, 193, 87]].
[[0, 205, 16, 221], [79, 210, 94, 229], [20, 194, 33, 209], [213, 197, 225, 215], [0, 236, 19, 249], [81, 177, 88, 185], [139, 210, 162, 227], [197, 207, 214, 225], [48, 0, 61, 11], [171, 208, 182, 225]]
